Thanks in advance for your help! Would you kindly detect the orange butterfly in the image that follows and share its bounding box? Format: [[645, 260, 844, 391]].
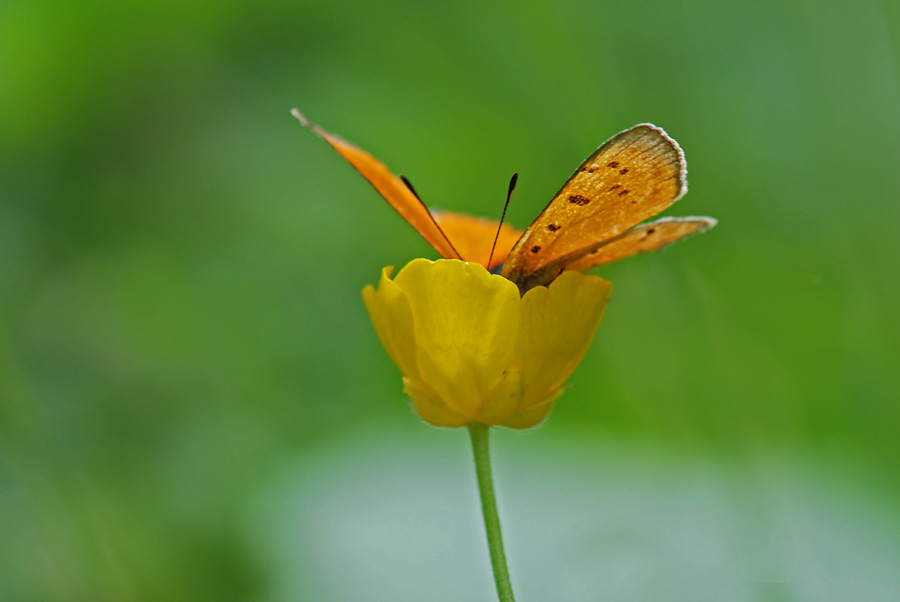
[[293, 109, 715, 293]]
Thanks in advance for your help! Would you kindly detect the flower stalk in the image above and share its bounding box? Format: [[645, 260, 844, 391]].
[[468, 424, 516, 602]]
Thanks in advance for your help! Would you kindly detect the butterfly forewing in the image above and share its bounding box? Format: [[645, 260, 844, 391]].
[[501, 124, 687, 291], [293, 110, 461, 260]]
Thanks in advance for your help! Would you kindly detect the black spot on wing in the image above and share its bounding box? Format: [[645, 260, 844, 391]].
[[568, 194, 591, 206]]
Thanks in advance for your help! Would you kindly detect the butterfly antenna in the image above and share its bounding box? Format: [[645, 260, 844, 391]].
[[399, 175, 422, 201], [488, 172, 518, 269]]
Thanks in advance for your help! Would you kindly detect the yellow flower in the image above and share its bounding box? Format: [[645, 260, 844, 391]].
[[363, 258, 612, 428]]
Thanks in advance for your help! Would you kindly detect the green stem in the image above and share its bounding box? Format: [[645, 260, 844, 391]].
[[468, 424, 516, 602]]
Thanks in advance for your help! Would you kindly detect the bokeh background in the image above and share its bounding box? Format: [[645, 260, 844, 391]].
[[3, 0, 900, 600]]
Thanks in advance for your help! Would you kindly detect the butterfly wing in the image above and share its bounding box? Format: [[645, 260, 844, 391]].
[[293, 109, 461, 260], [564, 216, 717, 272], [432, 210, 523, 270], [501, 123, 687, 291]]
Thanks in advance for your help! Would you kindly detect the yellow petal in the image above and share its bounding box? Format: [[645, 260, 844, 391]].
[[501, 388, 562, 429], [472, 368, 526, 425], [403, 378, 470, 428], [393, 259, 521, 421], [362, 266, 420, 381], [512, 270, 612, 411]]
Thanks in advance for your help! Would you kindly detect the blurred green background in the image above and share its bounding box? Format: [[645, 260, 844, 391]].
[[2, 0, 899, 600]]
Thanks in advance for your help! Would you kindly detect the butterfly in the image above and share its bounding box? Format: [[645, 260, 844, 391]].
[[293, 109, 715, 293]]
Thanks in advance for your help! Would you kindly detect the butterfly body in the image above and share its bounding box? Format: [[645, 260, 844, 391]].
[[293, 109, 715, 293]]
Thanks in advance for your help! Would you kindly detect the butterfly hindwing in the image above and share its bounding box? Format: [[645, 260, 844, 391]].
[[431, 211, 522, 270], [563, 216, 717, 272], [501, 123, 687, 291]]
